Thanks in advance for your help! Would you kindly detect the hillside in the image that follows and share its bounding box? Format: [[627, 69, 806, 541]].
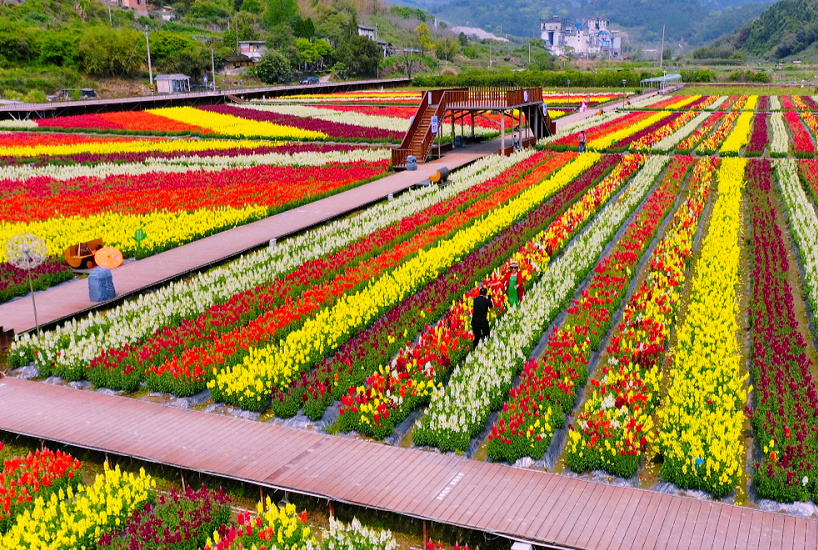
[[731, 0, 818, 58], [392, 0, 772, 47]]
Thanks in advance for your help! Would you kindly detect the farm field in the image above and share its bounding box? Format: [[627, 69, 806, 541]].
[[3, 89, 818, 540]]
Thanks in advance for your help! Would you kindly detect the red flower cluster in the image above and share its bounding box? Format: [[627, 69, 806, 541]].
[[784, 112, 815, 158], [745, 113, 769, 157]]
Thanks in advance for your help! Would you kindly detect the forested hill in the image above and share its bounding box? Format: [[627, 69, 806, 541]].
[[729, 0, 818, 58]]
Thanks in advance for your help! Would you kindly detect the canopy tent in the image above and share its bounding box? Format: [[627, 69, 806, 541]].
[[640, 73, 682, 92]]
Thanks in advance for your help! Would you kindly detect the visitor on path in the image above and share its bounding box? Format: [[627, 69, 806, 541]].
[[578, 130, 587, 153], [498, 260, 525, 308], [471, 287, 493, 350], [512, 133, 521, 151]]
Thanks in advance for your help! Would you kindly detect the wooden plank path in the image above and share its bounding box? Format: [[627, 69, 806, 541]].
[[0, 142, 496, 335], [0, 377, 813, 550]]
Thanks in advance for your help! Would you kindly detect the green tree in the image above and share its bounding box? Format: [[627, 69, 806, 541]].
[[255, 50, 292, 83], [78, 27, 144, 77], [293, 16, 315, 38], [414, 23, 432, 56], [263, 0, 297, 27], [435, 36, 459, 62], [39, 28, 82, 67], [188, 0, 232, 19], [335, 35, 381, 77]]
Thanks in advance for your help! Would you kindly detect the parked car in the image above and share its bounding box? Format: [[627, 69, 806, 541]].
[[300, 76, 319, 85]]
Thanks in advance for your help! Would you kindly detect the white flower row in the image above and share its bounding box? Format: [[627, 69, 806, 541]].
[[0, 148, 391, 182], [775, 159, 818, 318], [308, 518, 397, 550], [10, 149, 532, 370], [414, 155, 669, 447], [704, 96, 729, 111], [769, 96, 782, 111], [651, 111, 712, 153], [628, 94, 667, 109], [0, 120, 38, 130], [769, 113, 789, 157]]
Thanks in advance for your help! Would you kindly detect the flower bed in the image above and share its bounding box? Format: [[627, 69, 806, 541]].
[[657, 158, 749, 498], [1, 159, 389, 263], [148, 107, 327, 140], [674, 112, 725, 154], [790, 160, 818, 325], [769, 113, 789, 158], [413, 155, 669, 452], [485, 156, 692, 463], [784, 112, 816, 158], [719, 111, 754, 157], [98, 485, 231, 549], [0, 464, 155, 549], [198, 105, 403, 142], [208, 152, 600, 411], [696, 111, 739, 154], [0, 258, 73, 304], [0, 449, 82, 534], [745, 159, 818, 504], [564, 157, 714, 478], [744, 113, 769, 157], [650, 112, 711, 154], [588, 112, 672, 151], [9, 155, 515, 377], [36, 112, 215, 135], [757, 96, 769, 111], [781, 96, 797, 111], [334, 154, 628, 437], [629, 111, 699, 152], [86, 152, 569, 393], [546, 111, 649, 150]]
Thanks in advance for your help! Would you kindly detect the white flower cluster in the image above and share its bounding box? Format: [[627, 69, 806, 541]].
[[769, 96, 782, 111], [415, 155, 669, 446], [627, 95, 666, 109], [704, 96, 729, 111], [11, 149, 532, 370], [775, 159, 818, 318], [0, 148, 391, 182], [309, 517, 397, 550], [0, 120, 38, 130], [768, 113, 789, 158], [651, 111, 712, 153], [536, 111, 626, 148]]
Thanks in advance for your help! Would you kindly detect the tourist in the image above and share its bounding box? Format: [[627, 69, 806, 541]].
[[471, 286, 493, 350], [578, 130, 587, 153], [498, 260, 525, 308]]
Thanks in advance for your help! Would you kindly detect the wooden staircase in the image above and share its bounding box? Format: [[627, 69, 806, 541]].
[[392, 90, 448, 169]]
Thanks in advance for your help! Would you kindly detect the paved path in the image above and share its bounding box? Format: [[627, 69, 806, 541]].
[[0, 377, 813, 550], [1, 141, 497, 334]]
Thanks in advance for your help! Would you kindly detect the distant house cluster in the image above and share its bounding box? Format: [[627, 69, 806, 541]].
[[357, 25, 397, 58], [540, 16, 622, 58]]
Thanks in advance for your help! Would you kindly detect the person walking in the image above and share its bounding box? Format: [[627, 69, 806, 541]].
[[578, 130, 587, 153], [471, 286, 493, 350], [498, 260, 525, 308]]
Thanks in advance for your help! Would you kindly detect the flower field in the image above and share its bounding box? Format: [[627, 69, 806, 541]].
[[7, 90, 818, 514]]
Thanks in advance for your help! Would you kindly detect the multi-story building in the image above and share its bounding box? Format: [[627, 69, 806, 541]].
[[540, 16, 621, 58]]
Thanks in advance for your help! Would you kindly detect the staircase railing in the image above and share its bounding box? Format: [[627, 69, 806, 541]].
[[392, 90, 432, 169]]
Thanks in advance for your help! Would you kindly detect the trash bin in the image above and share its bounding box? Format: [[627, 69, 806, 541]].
[[454, 135, 462, 148], [406, 155, 418, 171], [88, 267, 116, 302]]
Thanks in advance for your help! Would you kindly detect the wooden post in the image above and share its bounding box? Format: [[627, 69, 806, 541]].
[[500, 109, 505, 155], [451, 111, 455, 147], [260, 486, 265, 509], [328, 500, 335, 518], [423, 520, 429, 546], [180, 469, 187, 492]]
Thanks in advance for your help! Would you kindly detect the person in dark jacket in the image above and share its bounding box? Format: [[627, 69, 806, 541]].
[[471, 286, 493, 350]]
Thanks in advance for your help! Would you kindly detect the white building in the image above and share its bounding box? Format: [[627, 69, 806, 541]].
[[540, 16, 621, 58]]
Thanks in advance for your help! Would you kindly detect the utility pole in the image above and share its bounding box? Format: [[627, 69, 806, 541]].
[[528, 41, 531, 67], [236, 19, 239, 52], [108, 5, 112, 27], [144, 27, 154, 89], [659, 24, 665, 70], [211, 45, 216, 92]]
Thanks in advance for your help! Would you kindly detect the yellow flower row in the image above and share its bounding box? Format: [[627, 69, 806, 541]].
[[150, 107, 327, 139], [744, 95, 759, 111], [665, 95, 702, 110], [588, 111, 671, 150], [0, 137, 282, 158], [208, 153, 602, 410], [658, 158, 749, 498], [0, 205, 269, 262], [719, 112, 754, 156], [1, 464, 155, 549]]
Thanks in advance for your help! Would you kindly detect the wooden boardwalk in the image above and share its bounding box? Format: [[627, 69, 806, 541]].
[[0, 142, 496, 335], [0, 377, 813, 550]]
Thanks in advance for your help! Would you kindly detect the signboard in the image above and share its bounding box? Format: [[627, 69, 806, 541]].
[[523, 90, 529, 102], [430, 115, 439, 135]]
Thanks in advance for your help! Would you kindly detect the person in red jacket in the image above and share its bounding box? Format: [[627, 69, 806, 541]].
[[497, 260, 525, 307]]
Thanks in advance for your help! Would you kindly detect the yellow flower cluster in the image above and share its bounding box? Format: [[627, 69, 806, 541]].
[[0, 205, 268, 261], [588, 111, 671, 150], [205, 500, 315, 550], [0, 137, 280, 158], [719, 112, 754, 157], [658, 158, 750, 498], [150, 107, 326, 140], [209, 153, 601, 410], [743, 95, 759, 111], [0, 463, 155, 549], [664, 95, 702, 110], [697, 111, 739, 153]]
